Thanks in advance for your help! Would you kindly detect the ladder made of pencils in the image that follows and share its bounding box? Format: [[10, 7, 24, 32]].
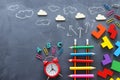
[[68, 39, 95, 80]]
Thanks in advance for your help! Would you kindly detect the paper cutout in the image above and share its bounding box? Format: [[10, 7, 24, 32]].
[[75, 12, 86, 19], [96, 14, 106, 21], [55, 15, 65, 21], [37, 10, 47, 16]]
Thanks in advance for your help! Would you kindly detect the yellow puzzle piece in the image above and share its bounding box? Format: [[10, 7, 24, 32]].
[[101, 36, 114, 49]]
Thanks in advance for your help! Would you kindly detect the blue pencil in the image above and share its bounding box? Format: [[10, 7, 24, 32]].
[[70, 53, 95, 56]]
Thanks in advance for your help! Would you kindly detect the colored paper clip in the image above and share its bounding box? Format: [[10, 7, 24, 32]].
[[69, 59, 94, 63], [52, 46, 56, 55], [70, 52, 95, 56], [112, 4, 120, 9], [68, 74, 94, 78], [106, 18, 114, 24], [57, 48, 63, 56], [36, 54, 42, 60], [70, 66, 96, 70], [106, 10, 114, 17], [43, 47, 48, 56], [69, 45, 94, 49], [104, 4, 112, 11], [114, 14, 120, 20], [115, 22, 120, 28]]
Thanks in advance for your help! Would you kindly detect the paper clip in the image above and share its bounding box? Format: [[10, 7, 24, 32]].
[[36, 54, 42, 60], [106, 10, 114, 17], [57, 48, 64, 56], [115, 22, 120, 28], [106, 18, 114, 24], [104, 4, 112, 11], [52, 46, 56, 55], [114, 14, 120, 20], [43, 47, 48, 56]]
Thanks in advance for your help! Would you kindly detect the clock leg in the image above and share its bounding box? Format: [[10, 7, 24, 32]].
[[47, 77, 49, 80], [59, 73, 63, 77]]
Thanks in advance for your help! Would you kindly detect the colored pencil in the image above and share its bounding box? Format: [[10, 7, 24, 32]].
[[70, 52, 95, 56], [70, 66, 96, 70], [69, 45, 94, 49], [69, 59, 94, 63], [68, 74, 94, 78]]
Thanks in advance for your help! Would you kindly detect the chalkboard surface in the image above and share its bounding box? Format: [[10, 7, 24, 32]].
[[0, 0, 120, 80]]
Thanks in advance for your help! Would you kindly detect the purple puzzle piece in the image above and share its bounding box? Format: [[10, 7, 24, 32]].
[[102, 54, 112, 66]]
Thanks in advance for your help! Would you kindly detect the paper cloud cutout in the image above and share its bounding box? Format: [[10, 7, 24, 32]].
[[55, 15, 65, 21], [96, 14, 106, 20], [75, 13, 86, 19], [37, 10, 47, 16]]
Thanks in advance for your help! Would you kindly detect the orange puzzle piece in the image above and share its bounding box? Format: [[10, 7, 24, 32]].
[[91, 24, 106, 39]]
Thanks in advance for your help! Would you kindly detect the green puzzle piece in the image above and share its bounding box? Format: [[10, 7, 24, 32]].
[[111, 60, 120, 72]]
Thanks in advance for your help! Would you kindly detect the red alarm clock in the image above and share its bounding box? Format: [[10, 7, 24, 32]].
[[43, 56, 62, 80]]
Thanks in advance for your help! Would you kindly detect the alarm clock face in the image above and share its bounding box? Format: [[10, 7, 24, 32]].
[[45, 62, 60, 78]]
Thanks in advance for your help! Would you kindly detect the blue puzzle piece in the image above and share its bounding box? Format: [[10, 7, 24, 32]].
[[114, 41, 120, 57]]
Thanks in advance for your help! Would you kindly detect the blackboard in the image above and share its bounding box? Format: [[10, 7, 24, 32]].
[[0, 0, 120, 80]]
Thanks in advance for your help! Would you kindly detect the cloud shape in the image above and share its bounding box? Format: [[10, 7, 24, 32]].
[[63, 6, 77, 15], [88, 7, 105, 15], [16, 9, 34, 19], [75, 12, 86, 19], [37, 10, 47, 16], [55, 15, 65, 21], [35, 19, 51, 26], [8, 4, 19, 11], [48, 5, 60, 12], [96, 14, 106, 20]]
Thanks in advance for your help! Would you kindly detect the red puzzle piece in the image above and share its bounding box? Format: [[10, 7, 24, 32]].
[[97, 68, 113, 79], [108, 24, 118, 39], [91, 24, 106, 39]]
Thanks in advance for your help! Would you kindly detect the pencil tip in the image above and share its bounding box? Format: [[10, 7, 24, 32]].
[[69, 46, 72, 48], [69, 59, 72, 62]]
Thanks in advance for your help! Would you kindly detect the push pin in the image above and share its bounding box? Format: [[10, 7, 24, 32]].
[[57, 42, 63, 48], [37, 47, 42, 53], [46, 42, 51, 49]]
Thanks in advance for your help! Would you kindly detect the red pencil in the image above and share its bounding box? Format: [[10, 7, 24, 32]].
[[69, 59, 94, 63]]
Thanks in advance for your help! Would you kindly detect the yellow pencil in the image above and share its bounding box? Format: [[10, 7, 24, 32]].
[[70, 66, 96, 70]]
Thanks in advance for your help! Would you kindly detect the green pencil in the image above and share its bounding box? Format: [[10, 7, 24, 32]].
[[69, 45, 94, 49]]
